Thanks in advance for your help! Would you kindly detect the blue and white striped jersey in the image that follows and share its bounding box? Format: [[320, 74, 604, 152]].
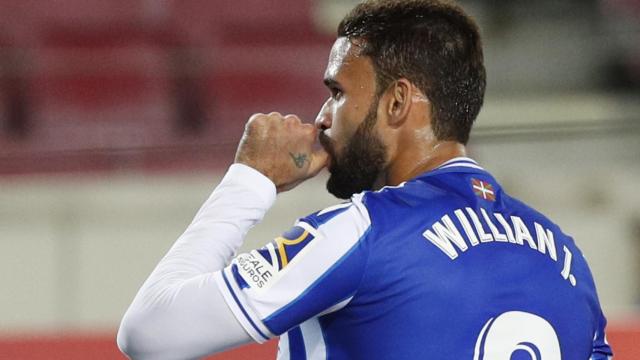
[[215, 157, 613, 359]]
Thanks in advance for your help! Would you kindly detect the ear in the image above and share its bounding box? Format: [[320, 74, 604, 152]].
[[383, 79, 413, 128]]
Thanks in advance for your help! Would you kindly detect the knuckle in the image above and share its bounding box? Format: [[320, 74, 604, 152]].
[[301, 123, 315, 137], [249, 113, 265, 122], [284, 115, 304, 130], [284, 114, 300, 122], [247, 113, 266, 127]]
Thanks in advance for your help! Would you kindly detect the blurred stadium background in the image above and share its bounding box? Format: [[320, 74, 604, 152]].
[[0, 0, 639, 358]]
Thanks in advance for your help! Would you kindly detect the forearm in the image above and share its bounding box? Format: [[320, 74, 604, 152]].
[[118, 164, 276, 359], [137, 164, 275, 295]]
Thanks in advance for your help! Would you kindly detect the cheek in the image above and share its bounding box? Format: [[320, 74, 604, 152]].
[[329, 103, 361, 146]]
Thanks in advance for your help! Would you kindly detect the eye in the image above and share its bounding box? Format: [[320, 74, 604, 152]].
[[330, 87, 343, 100]]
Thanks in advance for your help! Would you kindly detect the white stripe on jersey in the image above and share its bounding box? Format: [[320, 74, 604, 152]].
[[276, 318, 328, 360], [277, 332, 290, 360], [439, 163, 485, 170], [247, 198, 371, 320], [301, 318, 327, 359], [266, 242, 280, 270], [317, 202, 352, 216], [437, 157, 484, 170], [439, 156, 478, 167], [214, 270, 274, 343]]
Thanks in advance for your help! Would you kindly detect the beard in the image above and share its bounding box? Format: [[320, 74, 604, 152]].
[[319, 100, 388, 199]]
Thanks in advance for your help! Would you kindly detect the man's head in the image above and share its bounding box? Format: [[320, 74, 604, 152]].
[[316, 0, 486, 199]]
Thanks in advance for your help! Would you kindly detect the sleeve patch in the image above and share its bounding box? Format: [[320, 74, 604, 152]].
[[273, 224, 316, 269], [234, 251, 277, 291], [230, 222, 319, 292]]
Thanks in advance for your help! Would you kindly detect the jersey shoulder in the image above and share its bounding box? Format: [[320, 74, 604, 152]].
[[357, 172, 479, 231], [299, 193, 372, 231]]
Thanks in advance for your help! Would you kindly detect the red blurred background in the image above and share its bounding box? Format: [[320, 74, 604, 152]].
[[0, 0, 638, 358]]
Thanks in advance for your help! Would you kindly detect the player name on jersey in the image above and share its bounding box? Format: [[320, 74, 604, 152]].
[[423, 207, 577, 286]]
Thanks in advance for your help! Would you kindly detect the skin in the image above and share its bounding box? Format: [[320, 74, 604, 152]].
[[235, 37, 467, 194], [234, 111, 328, 192]]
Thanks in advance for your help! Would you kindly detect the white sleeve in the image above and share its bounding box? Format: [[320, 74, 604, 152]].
[[117, 164, 276, 360]]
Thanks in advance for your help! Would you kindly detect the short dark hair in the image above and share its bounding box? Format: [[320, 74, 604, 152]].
[[338, 0, 486, 144]]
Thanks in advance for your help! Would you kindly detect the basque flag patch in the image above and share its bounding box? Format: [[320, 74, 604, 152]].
[[471, 178, 496, 201]]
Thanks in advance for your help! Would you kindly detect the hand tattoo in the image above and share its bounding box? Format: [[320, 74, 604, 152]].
[[289, 152, 308, 168]]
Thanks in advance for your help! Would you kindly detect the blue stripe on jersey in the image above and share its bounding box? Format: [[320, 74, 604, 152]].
[[288, 326, 307, 360], [263, 228, 370, 334], [222, 271, 270, 341], [230, 264, 249, 289], [304, 205, 352, 228], [256, 248, 272, 264], [318, 316, 332, 359], [426, 164, 488, 178]]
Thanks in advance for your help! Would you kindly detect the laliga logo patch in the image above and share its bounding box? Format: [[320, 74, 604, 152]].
[[235, 223, 318, 292], [236, 251, 276, 291], [274, 224, 316, 268]]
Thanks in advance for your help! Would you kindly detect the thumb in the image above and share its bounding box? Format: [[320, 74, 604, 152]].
[[306, 148, 329, 178]]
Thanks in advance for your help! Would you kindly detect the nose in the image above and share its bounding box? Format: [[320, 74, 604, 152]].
[[315, 98, 332, 131]]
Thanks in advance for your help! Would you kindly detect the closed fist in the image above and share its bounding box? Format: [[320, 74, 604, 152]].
[[234, 112, 329, 192]]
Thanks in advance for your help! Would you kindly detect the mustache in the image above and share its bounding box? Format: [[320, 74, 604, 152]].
[[318, 131, 337, 157]]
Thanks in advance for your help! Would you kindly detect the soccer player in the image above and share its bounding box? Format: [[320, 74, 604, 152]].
[[118, 0, 613, 359]]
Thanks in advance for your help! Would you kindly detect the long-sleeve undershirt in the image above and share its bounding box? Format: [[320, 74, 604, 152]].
[[117, 164, 276, 360]]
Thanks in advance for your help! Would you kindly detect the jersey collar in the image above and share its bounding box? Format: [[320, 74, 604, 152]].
[[435, 157, 484, 171], [374, 157, 486, 192], [415, 156, 487, 179]]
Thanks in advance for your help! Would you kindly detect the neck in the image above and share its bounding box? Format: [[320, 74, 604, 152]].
[[381, 141, 467, 186]]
